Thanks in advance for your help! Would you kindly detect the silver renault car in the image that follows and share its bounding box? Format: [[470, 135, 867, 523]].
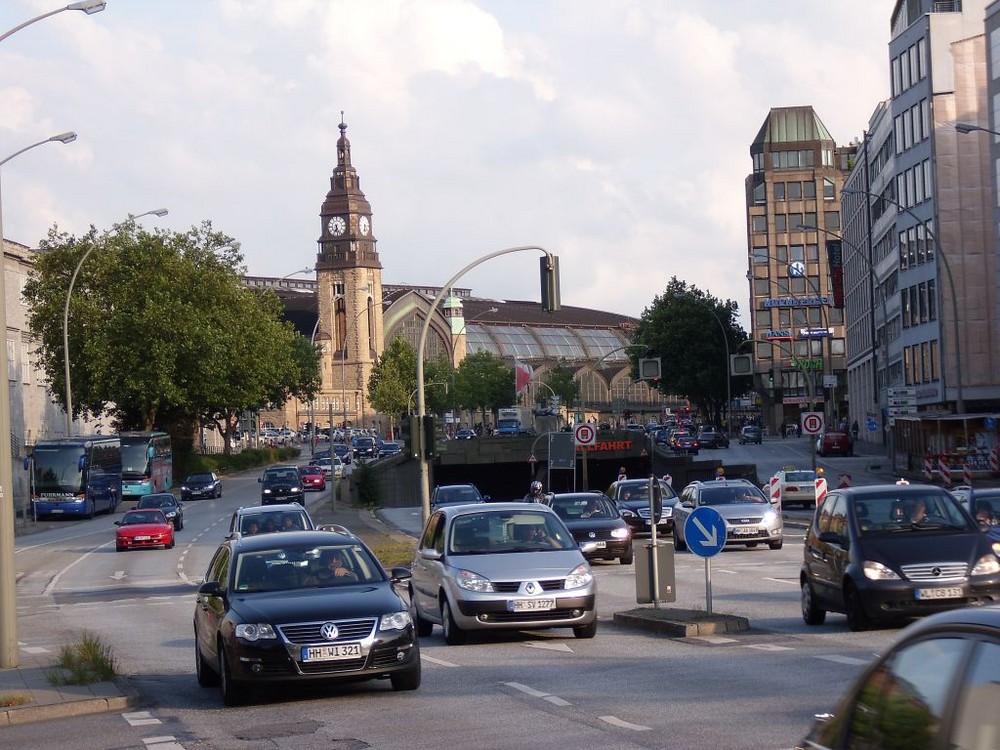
[[408, 502, 597, 645]]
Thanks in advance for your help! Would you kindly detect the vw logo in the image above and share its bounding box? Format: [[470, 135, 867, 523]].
[[588, 531, 596, 539], [320, 622, 339, 640], [931, 567, 942, 577]]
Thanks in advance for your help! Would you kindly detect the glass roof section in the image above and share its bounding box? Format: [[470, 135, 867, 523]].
[[489, 326, 545, 359], [465, 326, 500, 356], [534, 328, 586, 358], [579, 329, 630, 360]]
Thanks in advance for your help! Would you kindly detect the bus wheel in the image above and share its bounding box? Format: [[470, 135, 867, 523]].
[[87, 500, 96, 519]]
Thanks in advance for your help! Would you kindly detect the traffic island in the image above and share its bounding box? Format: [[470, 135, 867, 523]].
[[613, 607, 750, 637]]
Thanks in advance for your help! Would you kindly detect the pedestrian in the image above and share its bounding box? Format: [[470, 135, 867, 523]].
[[715, 466, 725, 481], [851, 420, 860, 441], [617, 466, 627, 482]]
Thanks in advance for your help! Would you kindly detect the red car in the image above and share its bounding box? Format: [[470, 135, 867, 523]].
[[115, 509, 175, 551], [816, 430, 854, 457], [298, 464, 326, 491]]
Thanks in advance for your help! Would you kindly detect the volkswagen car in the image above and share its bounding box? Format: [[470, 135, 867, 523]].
[[543, 492, 633, 564], [408, 503, 597, 644], [181, 472, 222, 501], [135, 492, 185, 530], [606, 477, 679, 535], [259, 465, 304, 505], [194, 530, 420, 705]]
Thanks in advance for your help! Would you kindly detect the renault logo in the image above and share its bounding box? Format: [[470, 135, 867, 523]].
[[525, 581, 537, 595], [320, 622, 339, 640]]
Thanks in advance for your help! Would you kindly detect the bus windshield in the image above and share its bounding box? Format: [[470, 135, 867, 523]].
[[120, 441, 151, 480], [30, 446, 85, 494], [119, 432, 172, 497]]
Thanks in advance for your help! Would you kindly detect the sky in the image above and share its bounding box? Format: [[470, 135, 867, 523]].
[[0, 0, 895, 329]]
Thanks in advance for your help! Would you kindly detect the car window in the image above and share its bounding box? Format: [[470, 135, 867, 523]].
[[122, 510, 165, 524], [950, 639, 1000, 749], [206, 546, 230, 588], [850, 492, 973, 533], [785, 471, 815, 483], [816, 494, 844, 536], [699, 487, 768, 506], [448, 511, 573, 554], [838, 637, 969, 750]]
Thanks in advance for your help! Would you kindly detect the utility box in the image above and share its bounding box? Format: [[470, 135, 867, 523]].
[[635, 540, 676, 604]]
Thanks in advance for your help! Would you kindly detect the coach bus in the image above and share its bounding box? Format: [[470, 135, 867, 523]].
[[25, 435, 122, 519], [120, 430, 173, 498]]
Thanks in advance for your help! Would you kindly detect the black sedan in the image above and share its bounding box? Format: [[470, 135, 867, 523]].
[[135, 492, 184, 530], [193, 530, 420, 706], [801, 484, 1000, 631], [180, 472, 222, 501], [696, 428, 729, 449], [605, 478, 678, 534], [672, 433, 700, 455], [543, 492, 633, 564]]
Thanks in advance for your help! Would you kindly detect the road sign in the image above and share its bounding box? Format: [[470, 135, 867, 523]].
[[684, 507, 727, 559], [867, 419, 877, 432], [788, 261, 806, 278], [573, 423, 596, 447], [801, 412, 824, 435], [986, 417, 997, 431]]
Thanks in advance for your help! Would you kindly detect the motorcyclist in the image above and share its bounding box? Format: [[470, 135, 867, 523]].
[[524, 480, 545, 502]]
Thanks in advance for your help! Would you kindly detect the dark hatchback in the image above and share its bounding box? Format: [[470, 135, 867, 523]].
[[605, 478, 678, 534], [193, 530, 420, 705], [800, 484, 1000, 631], [181, 472, 222, 501], [259, 465, 304, 506], [696, 427, 729, 449], [135, 492, 184, 530], [798, 605, 1000, 750], [543, 492, 633, 564]]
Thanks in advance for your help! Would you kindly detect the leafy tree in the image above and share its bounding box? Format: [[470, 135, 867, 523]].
[[633, 277, 750, 428], [544, 362, 580, 418], [368, 336, 418, 440], [454, 350, 514, 425], [423, 355, 456, 415], [22, 219, 319, 456]]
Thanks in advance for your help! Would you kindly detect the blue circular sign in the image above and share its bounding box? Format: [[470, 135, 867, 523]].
[[867, 419, 877, 432], [684, 506, 727, 559], [986, 417, 996, 431]]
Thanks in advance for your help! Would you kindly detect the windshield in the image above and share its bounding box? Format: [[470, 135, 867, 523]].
[[785, 472, 815, 483], [187, 473, 214, 483], [120, 441, 151, 479], [30, 446, 85, 494], [615, 480, 678, 501], [234, 544, 382, 592], [434, 486, 482, 504], [121, 510, 166, 525], [448, 511, 575, 554], [699, 486, 769, 506], [264, 468, 298, 482], [550, 495, 618, 521], [852, 492, 974, 534]]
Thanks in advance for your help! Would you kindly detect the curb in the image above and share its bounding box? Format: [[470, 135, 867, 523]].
[[613, 607, 750, 637], [0, 677, 137, 727]]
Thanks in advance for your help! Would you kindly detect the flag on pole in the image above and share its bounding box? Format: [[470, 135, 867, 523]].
[[515, 360, 533, 396]]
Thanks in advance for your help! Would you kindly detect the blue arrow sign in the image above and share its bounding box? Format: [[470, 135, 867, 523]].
[[867, 419, 877, 432], [684, 506, 727, 558]]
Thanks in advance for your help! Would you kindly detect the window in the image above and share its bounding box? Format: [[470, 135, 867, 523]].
[[773, 182, 785, 201], [6, 340, 15, 381], [788, 182, 802, 200], [753, 279, 770, 296], [824, 211, 840, 230], [752, 215, 768, 233], [776, 245, 788, 262], [892, 55, 901, 96], [789, 245, 805, 262], [753, 180, 766, 205], [20, 342, 30, 385], [775, 214, 787, 233], [823, 178, 835, 200], [806, 243, 819, 261], [752, 246, 769, 264], [830, 338, 846, 356], [803, 212, 817, 228]]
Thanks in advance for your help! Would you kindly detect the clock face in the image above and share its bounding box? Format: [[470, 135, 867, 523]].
[[359, 216, 370, 236], [327, 216, 346, 236]]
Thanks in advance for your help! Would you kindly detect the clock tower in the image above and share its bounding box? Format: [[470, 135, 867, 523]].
[[315, 118, 384, 430]]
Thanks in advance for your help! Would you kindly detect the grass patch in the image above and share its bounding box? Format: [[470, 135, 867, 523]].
[[46, 632, 117, 686], [369, 537, 418, 568], [0, 692, 30, 707]]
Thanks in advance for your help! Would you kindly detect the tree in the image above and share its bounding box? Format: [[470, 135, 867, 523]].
[[423, 355, 456, 416], [454, 351, 514, 426], [22, 219, 319, 456], [368, 337, 418, 437], [633, 277, 750, 427], [544, 362, 580, 419]]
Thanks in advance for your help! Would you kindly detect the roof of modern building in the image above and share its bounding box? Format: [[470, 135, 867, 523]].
[[751, 105, 834, 149]]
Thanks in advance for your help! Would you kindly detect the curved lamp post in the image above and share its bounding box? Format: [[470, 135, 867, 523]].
[[0, 1, 105, 44], [417, 246, 554, 520], [841, 187, 963, 414], [63, 206, 168, 435]]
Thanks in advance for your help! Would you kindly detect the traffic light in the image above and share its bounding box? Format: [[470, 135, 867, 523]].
[[638, 357, 661, 380], [421, 415, 438, 459], [405, 416, 423, 459], [730, 353, 753, 376], [540, 255, 561, 312]]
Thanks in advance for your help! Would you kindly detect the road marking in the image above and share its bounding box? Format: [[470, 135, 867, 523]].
[[504, 681, 549, 698], [745, 644, 794, 652], [110, 571, 126, 580], [44, 540, 117, 595], [814, 654, 870, 666], [763, 577, 799, 585], [544, 695, 571, 706], [143, 737, 185, 749], [21, 646, 49, 655], [422, 655, 459, 667], [524, 641, 573, 652], [123, 710, 162, 726], [599, 715, 652, 731], [690, 635, 738, 644]]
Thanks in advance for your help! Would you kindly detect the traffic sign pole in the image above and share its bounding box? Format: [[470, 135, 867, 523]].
[[684, 507, 727, 614]]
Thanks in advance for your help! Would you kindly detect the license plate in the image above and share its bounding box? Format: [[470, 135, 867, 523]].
[[508, 598, 555, 612], [301, 643, 363, 661], [593, 541, 607, 549], [134, 535, 151, 541], [733, 527, 756, 536], [915, 587, 963, 600], [51, 509, 63, 514]]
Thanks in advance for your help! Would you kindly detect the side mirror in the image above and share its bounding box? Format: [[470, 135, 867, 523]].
[[390, 566, 413, 583], [420, 548, 442, 561], [482, 494, 491, 501], [113, 520, 121, 526], [197, 580, 223, 597]]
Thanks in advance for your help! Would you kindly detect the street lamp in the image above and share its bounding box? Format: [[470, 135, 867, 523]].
[[841, 187, 964, 414], [0, 1, 106, 44], [0, 0, 105, 674], [63, 204, 167, 436], [955, 122, 1000, 136]]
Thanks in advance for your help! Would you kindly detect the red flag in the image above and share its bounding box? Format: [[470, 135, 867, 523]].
[[515, 361, 533, 395]]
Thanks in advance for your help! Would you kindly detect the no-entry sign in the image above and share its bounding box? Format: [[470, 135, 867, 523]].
[[801, 412, 825, 435], [573, 423, 596, 446]]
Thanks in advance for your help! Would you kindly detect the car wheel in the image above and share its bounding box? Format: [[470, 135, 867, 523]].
[[673, 525, 687, 552], [195, 634, 219, 687], [218, 644, 245, 706], [390, 661, 422, 691], [619, 549, 634, 565], [116, 544, 125, 552], [441, 598, 466, 645], [166, 538, 175, 549], [844, 582, 871, 632], [409, 587, 434, 638], [87, 499, 96, 519], [768, 539, 783, 550], [801, 579, 826, 625], [573, 620, 597, 639], [176, 519, 184, 531]]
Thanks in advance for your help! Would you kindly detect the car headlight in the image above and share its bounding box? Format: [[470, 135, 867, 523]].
[[971, 554, 1000, 576], [263, 488, 272, 494], [564, 563, 594, 590], [993, 541, 1000, 558], [456, 569, 495, 593], [292, 486, 301, 492], [762, 510, 778, 526], [661, 507, 673, 517], [611, 527, 630, 539], [181, 485, 189, 491], [234, 623, 277, 641], [379, 611, 412, 631], [863, 560, 900, 580]]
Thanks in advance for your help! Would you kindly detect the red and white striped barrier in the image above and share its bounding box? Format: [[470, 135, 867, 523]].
[[769, 475, 781, 506], [939, 456, 952, 488], [923, 455, 935, 482], [991, 449, 999, 475], [963, 462, 973, 488], [814, 477, 828, 507]]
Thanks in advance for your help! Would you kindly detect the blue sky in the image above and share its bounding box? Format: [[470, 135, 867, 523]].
[[1, 0, 894, 327]]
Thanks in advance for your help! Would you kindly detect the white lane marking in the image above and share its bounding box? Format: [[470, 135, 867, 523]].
[[524, 641, 573, 652], [544, 695, 571, 706], [21, 646, 49, 655], [763, 577, 799, 585], [44, 540, 117, 595], [110, 571, 126, 580], [745, 644, 794, 652], [504, 681, 549, 698], [690, 635, 738, 644], [599, 715, 652, 731], [123, 710, 162, 726], [143, 737, 184, 749], [814, 654, 871, 666], [421, 655, 460, 667]]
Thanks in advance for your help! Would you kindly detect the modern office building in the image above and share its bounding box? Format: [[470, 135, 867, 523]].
[[744, 106, 854, 435]]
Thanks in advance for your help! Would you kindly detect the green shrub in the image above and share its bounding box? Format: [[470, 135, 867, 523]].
[[354, 462, 381, 509], [47, 631, 117, 685], [0, 693, 29, 707]]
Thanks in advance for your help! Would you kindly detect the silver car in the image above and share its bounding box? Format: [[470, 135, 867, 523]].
[[673, 479, 784, 551], [408, 503, 598, 645]]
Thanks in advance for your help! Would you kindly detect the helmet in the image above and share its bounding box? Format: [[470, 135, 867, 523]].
[[530, 481, 543, 494]]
